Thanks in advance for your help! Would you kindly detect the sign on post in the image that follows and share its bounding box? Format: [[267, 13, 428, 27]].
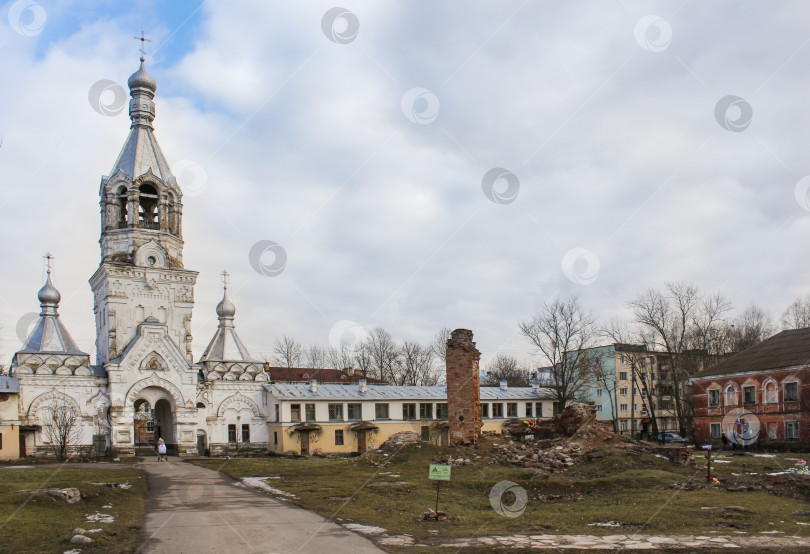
[[429, 464, 451, 481]]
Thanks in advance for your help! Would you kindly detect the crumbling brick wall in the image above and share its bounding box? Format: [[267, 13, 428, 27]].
[[445, 329, 482, 445]]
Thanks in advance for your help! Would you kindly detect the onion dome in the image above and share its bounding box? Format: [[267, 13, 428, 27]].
[[216, 287, 236, 319], [37, 270, 61, 310], [127, 58, 157, 92]]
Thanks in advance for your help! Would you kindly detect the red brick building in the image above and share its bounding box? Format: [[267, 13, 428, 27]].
[[692, 328, 809, 448]]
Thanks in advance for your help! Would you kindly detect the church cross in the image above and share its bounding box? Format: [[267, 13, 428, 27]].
[[221, 270, 230, 291], [133, 31, 152, 61], [43, 252, 54, 275]]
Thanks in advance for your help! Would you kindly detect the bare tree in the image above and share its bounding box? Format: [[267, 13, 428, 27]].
[[272, 335, 303, 368], [720, 304, 775, 353], [304, 344, 327, 369], [781, 294, 810, 330], [431, 327, 452, 364], [481, 354, 531, 387], [362, 328, 401, 382], [630, 282, 731, 437], [41, 401, 81, 461], [326, 343, 355, 372], [519, 296, 596, 410], [399, 340, 438, 386]]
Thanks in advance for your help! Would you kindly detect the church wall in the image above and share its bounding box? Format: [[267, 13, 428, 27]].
[[206, 382, 270, 456]]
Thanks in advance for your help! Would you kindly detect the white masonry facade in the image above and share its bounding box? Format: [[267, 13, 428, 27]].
[[6, 60, 552, 459], [9, 59, 270, 457]]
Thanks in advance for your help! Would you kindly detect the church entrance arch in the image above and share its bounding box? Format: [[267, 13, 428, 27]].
[[132, 387, 176, 455]]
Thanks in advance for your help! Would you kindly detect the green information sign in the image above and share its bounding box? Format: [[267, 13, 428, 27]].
[[429, 464, 451, 481]]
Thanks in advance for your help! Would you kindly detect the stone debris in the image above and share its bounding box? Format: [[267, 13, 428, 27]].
[[16, 487, 83, 504], [86, 513, 115, 524], [379, 431, 421, 449], [72, 528, 87, 535], [70, 535, 93, 545]]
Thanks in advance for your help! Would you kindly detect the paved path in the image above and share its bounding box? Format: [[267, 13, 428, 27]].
[[138, 457, 383, 553]]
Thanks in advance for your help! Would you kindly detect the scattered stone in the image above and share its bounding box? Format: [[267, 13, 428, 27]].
[[44, 488, 81, 504], [70, 535, 93, 545], [71, 528, 87, 535]]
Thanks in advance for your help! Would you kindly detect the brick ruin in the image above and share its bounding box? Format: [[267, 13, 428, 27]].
[[445, 328, 482, 445]]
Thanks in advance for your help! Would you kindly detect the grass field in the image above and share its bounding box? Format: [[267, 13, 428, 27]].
[[0, 464, 146, 553], [191, 444, 810, 544]]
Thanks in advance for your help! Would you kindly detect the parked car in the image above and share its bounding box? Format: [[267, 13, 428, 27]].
[[662, 432, 688, 443]]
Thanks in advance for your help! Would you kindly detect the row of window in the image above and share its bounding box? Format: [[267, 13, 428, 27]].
[[708, 382, 799, 407], [282, 401, 547, 422], [227, 424, 250, 443], [709, 421, 800, 440]]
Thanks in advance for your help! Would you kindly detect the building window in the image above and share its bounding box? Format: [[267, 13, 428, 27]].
[[241, 424, 250, 443], [710, 423, 721, 439], [492, 403, 504, 418], [506, 403, 518, 417], [620, 420, 628, 431], [708, 389, 720, 406], [436, 403, 448, 419], [535, 403, 543, 418], [764, 383, 776, 404], [596, 389, 602, 397], [347, 403, 362, 420], [290, 404, 301, 422], [743, 386, 756, 404], [553, 402, 561, 416], [785, 382, 798, 402], [403, 403, 416, 420], [619, 387, 628, 395], [328, 403, 343, 421], [146, 421, 155, 433], [275, 404, 280, 422], [335, 430, 344, 445], [786, 421, 799, 439], [525, 403, 533, 417], [421, 426, 430, 441], [305, 403, 316, 421], [419, 403, 433, 419], [228, 424, 237, 442], [596, 405, 602, 413], [375, 403, 390, 419], [619, 372, 628, 380], [620, 404, 628, 412], [633, 404, 638, 412], [725, 387, 737, 406], [481, 403, 490, 418], [273, 431, 278, 445]]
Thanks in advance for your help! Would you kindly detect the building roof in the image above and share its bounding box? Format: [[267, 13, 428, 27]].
[[694, 327, 810, 379], [266, 367, 387, 384], [17, 270, 87, 356], [265, 383, 555, 401], [200, 285, 258, 363]]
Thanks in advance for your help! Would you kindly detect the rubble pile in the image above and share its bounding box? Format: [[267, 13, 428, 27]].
[[379, 431, 421, 449]]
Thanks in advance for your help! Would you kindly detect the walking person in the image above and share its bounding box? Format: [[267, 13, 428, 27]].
[[721, 432, 729, 451], [157, 438, 167, 462]]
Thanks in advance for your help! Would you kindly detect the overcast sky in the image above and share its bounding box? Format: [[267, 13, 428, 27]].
[[2, 0, 810, 369]]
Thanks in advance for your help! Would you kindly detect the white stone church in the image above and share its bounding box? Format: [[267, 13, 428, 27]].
[[8, 59, 270, 457]]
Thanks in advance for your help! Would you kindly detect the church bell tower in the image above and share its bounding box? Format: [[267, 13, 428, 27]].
[[90, 57, 198, 366]]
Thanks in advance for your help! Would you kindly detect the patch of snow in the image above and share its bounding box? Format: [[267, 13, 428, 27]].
[[714, 460, 732, 463], [587, 521, 621, 527], [389, 474, 401, 477], [753, 454, 776, 458], [240, 477, 297, 498], [119, 483, 131, 489], [87, 529, 103, 533], [760, 531, 785, 534], [0, 465, 33, 469], [654, 454, 670, 460], [63, 549, 82, 554], [701, 507, 716, 510], [86, 513, 114, 524], [102, 505, 112, 509], [797, 522, 809, 526], [344, 523, 387, 535]]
